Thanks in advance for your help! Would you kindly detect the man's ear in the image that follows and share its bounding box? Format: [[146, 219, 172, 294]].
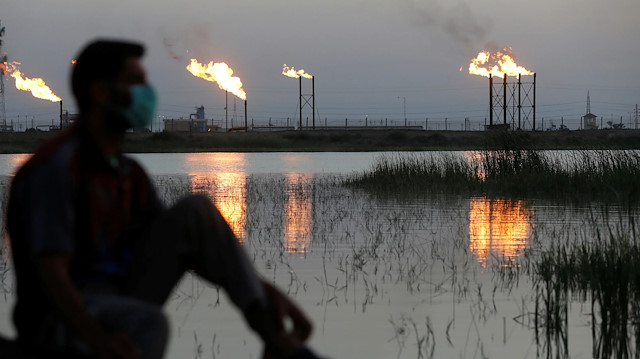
[[89, 81, 110, 108]]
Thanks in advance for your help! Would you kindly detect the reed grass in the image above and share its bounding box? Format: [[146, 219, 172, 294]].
[[343, 153, 480, 194], [530, 213, 640, 359], [345, 149, 640, 202]]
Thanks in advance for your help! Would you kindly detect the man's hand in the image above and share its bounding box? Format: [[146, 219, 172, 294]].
[[245, 281, 313, 358]]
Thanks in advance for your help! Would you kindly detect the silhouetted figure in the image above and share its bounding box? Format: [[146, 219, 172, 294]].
[[6, 39, 320, 359]]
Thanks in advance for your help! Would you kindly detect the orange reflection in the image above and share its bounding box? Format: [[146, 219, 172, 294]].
[[284, 174, 312, 253], [469, 197, 532, 266], [8, 153, 32, 176], [185, 153, 247, 240], [464, 151, 485, 180]]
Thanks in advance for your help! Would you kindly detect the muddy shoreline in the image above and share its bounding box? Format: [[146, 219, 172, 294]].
[[1, 129, 640, 153]]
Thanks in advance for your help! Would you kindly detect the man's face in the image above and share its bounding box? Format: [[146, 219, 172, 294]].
[[94, 56, 147, 132], [110, 57, 147, 107]]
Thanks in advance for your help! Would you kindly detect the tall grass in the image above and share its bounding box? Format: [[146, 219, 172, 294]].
[[345, 149, 640, 202], [343, 153, 480, 194], [530, 212, 640, 359]]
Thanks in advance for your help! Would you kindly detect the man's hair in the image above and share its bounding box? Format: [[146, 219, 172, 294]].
[[71, 39, 145, 113]]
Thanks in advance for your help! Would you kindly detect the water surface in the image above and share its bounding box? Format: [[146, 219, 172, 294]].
[[0, 152, 634, 358]]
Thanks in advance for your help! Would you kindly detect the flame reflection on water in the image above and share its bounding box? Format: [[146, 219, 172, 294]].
[[284, 173, 312, 254], [469, 196, 532, 266], [183, 153, 314, 251], [186, 153, 248, 240]]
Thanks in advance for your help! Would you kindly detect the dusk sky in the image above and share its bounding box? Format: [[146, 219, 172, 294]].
[[1, 0, 639, 130]]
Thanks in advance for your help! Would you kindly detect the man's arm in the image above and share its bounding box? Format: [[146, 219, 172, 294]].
[[38, 254, 139, 359]]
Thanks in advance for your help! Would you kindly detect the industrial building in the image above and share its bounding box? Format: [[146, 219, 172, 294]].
[[163, 106, 220, 132]]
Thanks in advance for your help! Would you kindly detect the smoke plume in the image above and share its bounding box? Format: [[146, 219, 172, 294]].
[[160, 24, 219, 62], [399, 0, 492, 53]]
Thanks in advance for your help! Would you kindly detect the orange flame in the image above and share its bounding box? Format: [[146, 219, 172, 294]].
[[467, 48, 533, 78], [186, 59, 246, 100], [282, 64, 313, 79], [71, 60, 77, 66], [6, 62, 61, 102]]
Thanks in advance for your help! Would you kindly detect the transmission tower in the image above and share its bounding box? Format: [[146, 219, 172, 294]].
[[0, 20, 7, 131]]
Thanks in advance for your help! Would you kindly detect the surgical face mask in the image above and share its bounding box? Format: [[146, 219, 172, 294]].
[[123, 84, 157, 128]]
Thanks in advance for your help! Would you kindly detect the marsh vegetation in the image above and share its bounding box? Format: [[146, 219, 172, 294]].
[[1, 148, 640, 358], [346, 148, 640, 202], [344, 147, 640, 358]]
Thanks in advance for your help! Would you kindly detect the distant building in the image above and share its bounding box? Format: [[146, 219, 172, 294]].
[[163, 118, 211, 132], [583, 113, 598, 130], [583, 91, 598, 130], [163, 106, 220, 132], [0, 122, 13, 131], [192, 105, 205, 120], [60, 110, 77, 130]]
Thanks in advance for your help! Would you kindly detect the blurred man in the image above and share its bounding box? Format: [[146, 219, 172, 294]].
[[7, 39, 316, 359]]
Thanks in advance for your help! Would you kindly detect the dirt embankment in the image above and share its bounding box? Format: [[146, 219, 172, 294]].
[[2, 129, 640, 154]]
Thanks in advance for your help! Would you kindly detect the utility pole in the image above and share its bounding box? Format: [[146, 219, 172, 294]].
[[518, 74, 522, 130], [0, 20, 7, 131], [232, 97, 236, 128], [397, 96, 406, 126], [533, 73, 536, 131], [489, 74, 494, 126], [312, 76, 315, 129], [503, 74, 507, 126], [225, 90, 228, 130]]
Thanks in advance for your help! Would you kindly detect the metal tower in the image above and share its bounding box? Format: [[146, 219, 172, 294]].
[[299, 76, 315, 129], [489, 73, 536, 130], [0, 20, 7, 131]]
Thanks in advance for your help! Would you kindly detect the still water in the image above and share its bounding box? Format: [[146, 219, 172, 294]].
[[0, 152, 630, 358]]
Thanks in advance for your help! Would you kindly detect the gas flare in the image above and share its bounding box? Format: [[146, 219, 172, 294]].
[[186, 59, 246, 100], [467, 48, 533, 78], [282, 64, 313, 79], [6, 62, 61, 102]]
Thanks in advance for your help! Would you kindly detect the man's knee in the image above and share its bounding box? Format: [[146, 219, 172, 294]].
[[171, 194, 231, 234], [172, 194, 216, 219]]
